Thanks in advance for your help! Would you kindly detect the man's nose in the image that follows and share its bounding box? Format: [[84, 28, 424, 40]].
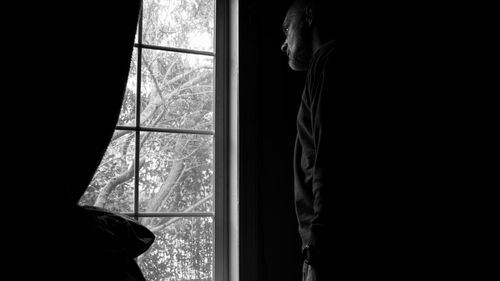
[[281, 41, 287, 53]]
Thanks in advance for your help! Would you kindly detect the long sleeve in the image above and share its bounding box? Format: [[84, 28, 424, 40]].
[[308, 41, 340, 253], [294, 40, 343, 258], [309, 61, 334, 252]]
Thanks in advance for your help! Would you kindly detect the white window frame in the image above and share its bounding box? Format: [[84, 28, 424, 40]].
[[114, 0, 238, 280], [215, 0, 239, 280]]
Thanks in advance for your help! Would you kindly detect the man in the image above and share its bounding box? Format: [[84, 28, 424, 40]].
[[281, 0, 485, 280], [282, 0, 342, 279], [281, 0, 371, 279]]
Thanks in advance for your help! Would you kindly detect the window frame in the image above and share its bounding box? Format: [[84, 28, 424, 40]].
[[111, 0, 235, 280], [214, 0, 230, 280]]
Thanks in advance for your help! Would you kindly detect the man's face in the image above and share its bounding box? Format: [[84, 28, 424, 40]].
[[281, 7, 312, 71]]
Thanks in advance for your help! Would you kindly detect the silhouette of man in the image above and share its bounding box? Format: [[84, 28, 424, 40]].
[[281, 0, 360, 279], [281, 0, 488, 280]]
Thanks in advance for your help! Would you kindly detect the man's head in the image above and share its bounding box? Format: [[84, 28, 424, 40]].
[[281, 0, 313, 71], [281, 0, 351, 71]]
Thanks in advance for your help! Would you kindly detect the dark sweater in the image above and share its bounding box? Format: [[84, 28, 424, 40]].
[[294, 38, 386, 267], [294, 39, 338, 257], [293, 29, 478, 277]]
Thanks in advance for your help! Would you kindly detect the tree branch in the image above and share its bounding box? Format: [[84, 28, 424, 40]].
[[93, 158, 145, 208], [141, 160, 185, 226]]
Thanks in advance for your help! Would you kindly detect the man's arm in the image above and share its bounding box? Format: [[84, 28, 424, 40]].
[[308, 50, 346, 265]]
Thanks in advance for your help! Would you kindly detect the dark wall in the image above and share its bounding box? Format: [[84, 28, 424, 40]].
[[239, 1, 304, 281]]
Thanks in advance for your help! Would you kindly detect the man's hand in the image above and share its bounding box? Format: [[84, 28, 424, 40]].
[[303, 263, 318, 281], [306, 264, 317, 281]]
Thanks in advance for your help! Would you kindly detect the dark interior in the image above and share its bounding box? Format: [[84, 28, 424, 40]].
[[9, 0, 484, 280]]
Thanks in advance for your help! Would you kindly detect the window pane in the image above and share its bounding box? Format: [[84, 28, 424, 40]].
[[142, 0, 215, 52], [135, 25, 139, 44], [140, 49, 214, 131], [79, 130, 136, 213], [139, 132, 214, 213], [117, 48, 138, 126], [137, 217, 214, 281]]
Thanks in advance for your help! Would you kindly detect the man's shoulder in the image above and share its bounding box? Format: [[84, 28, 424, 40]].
[[309, 40, 345, 77], [313, 40, 337, 62]]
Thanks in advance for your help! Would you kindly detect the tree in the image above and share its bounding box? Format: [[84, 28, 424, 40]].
[[79, 1, 216, 280]]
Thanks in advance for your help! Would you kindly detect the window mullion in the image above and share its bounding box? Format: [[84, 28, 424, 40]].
[[135, 43, 214, 57], [134, 3, 144, 221], [123, 212, 215, 217], [116, 125, 214, 136]]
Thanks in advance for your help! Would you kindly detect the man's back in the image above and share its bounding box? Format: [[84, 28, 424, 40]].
[[296, 35, 440, 277]]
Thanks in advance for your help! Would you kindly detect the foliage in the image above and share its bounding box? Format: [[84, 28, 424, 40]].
[[79, 0, 215, 280]]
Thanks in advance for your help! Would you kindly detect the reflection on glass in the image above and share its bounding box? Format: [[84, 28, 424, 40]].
[[142, 0, 215, 52], [139, 132, 214, 213], [79, 130, 136, 213], [138, 217, 214, 281]]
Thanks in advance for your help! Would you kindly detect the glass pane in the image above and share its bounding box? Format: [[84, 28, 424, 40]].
[[118, 48, 138, 126], [137, 217, 214, 281], [142, 0, 215, 52], [135, 25, 139, 44], [139, 132, 214, 213], [79, 130, 136, 213], [140, 49, 214, 130]]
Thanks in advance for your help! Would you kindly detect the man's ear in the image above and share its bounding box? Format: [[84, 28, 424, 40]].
[[305, 4, 314, 27]]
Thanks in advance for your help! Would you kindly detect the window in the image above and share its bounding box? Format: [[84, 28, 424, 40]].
[[78, 0, 233, 280]]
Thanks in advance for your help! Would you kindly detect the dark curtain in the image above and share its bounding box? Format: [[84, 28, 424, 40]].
[[11, 1, 143, 280]]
